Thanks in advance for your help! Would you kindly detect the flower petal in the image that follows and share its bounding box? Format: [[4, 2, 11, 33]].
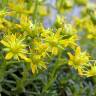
[[5, 52, 13, 60], [1, 40, 10, 47]]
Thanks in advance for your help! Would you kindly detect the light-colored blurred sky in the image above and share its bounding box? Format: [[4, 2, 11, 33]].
[[44, 0, 96, 28]]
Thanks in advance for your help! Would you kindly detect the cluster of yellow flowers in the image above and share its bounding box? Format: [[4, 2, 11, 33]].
[[0, 20, 78, 73], [56, 0, 88, 13], [68, 46, 96, 77], [75, 17, 96, 39], [8, 0, 48, 16], [74, 3, 96, 39], [0, 0, 96, 78]]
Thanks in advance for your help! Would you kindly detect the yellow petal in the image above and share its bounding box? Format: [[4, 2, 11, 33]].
[[87, 34, 93, 39], [68, 61, 74, 66], [5, 52, 13, 60], [20, 15, 28, 24], [59, 40, 69, 47], [1, 40, 10, 47], [19, 53, 31, 62], [76, 46, 81, 55], [78, 67, 83, 76], [68, 52, 74, 60], [31, 62, 37, 74], [52, 47, 58, 55]]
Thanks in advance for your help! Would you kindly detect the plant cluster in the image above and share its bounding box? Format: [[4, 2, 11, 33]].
[[0, 0, 96, 96]]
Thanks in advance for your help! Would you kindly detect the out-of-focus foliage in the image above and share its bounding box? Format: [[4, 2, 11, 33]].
[[0, 0, 96, 96]]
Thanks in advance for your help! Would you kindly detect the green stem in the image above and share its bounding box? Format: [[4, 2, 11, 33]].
[[33, 0, 39, 23], [43, 63, 60, 92], [42, 51, 63, 94]]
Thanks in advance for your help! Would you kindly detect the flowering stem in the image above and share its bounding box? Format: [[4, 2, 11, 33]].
[[41, 51, 65, 94]]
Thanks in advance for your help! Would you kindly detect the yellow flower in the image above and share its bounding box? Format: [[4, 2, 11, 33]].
[[8, 0, 33, 15], [32, 40, 48, 57], [29, 40, 48, 74], [75, 17, 96, 39], [77, 66, 84, 76], [52, 47, 58, 55], [30, 54, 47, 74], [16, 15, 32, 31], [45, 31, 67, 55], [31, 62, 37, 74], [67, 35, 78, 48], [1, 34, 29, 61], [80, 62, 96, 77], [68, 46, 89, 69], [54, 15, 64, 28], [0, 9, 8, 18]]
